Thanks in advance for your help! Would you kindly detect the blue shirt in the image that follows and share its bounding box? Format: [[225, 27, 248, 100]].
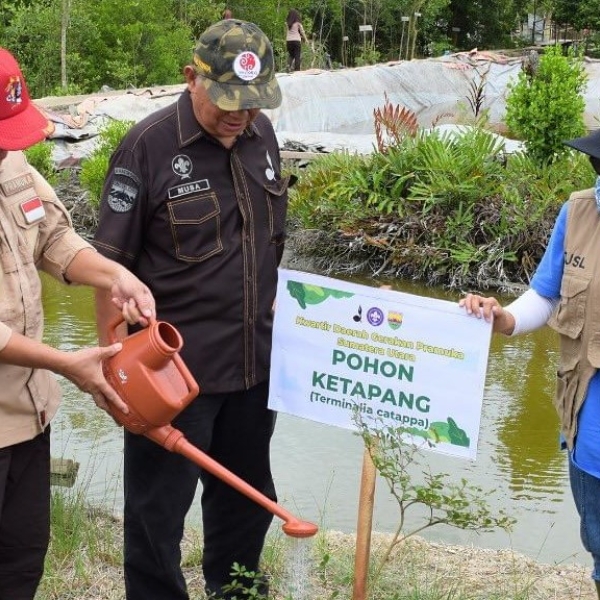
[[531, 190, 600, 477]]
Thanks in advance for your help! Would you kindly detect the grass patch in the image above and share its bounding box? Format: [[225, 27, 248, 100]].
[[38, 493, 596, 599]]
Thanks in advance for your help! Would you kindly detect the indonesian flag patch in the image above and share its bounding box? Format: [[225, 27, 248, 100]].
[[20, 197, 45, 223]]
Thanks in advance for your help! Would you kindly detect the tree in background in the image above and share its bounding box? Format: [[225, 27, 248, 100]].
[[505, 45, 587, 165], [2, 0, 599, 97], [2, 0, 197, 97], [0, 0, 32, 29], [553, 0, 600, 33], [443, 0, 528, 51]]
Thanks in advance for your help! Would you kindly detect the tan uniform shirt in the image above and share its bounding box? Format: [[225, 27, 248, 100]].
[[0, 151, 92, 448]]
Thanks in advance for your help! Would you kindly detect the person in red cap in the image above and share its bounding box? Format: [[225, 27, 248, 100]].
[[459, 127, 600, 600], [93, 19, 289, 600], [0, 47, 157, 600]]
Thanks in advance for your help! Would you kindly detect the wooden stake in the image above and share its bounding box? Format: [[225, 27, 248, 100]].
[[352, 446, 377, 600]]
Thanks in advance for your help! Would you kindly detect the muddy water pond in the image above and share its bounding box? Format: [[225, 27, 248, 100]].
[[43, 270, 590, 571]]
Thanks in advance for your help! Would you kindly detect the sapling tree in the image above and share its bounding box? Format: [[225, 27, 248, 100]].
[[355, 415, 515, 588]]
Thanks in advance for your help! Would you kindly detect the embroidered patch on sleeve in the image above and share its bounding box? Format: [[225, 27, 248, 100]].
[[20, 197, 45, 223], [106, 168, 140, 213], [0, 172, 34, 196]]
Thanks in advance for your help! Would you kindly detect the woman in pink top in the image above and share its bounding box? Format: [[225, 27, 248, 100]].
[[286, 9, 308, 71]]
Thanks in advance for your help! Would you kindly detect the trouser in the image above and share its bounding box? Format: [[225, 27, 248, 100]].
[[569, 453, 600, 582], [0, 428, 51, 600], [123, 381, 276, 600], [287, 41, 302, 71]]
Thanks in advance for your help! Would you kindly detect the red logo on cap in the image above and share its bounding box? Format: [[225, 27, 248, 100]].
[[5, 76, 23, 107], [239, 52, 256, 72], [233, 51, 261, 81]]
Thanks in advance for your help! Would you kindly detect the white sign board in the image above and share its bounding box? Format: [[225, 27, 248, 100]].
[[269, 270, 492, 460], [359, 24, 373, 32]]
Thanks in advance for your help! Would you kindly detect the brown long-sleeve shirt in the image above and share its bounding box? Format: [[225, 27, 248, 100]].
[[93, 91, 289, 394], [0, 151, 91, 448]]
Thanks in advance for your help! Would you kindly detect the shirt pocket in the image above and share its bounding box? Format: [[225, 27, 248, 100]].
[[265, 175, 291, 246], [0, 247, 19, 322], [548, 272, 590, 342], [0, 210, 38, 323], [167, 194, 223, 262]]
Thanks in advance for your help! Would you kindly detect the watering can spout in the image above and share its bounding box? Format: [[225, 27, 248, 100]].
[[103, 316, 318, 539], [282, 519, 319, 538], [145, 424, 318, 538]]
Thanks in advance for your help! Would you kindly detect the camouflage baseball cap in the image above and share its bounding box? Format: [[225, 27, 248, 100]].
[[193, 19, 281, 111]]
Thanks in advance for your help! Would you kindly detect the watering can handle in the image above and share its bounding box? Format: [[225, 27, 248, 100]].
[[107, 314, 157, 345], [172, 353, 201, 403]]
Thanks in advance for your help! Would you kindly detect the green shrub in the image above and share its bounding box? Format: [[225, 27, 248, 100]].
[[355, 46, 381, 66], [504, 45, 587, 165], [79, 119, 134, 207], [290, 151, 377, 230], [404, 127, 506, 213], [289, 124, 595, 289], [24, 140, 58, 185]]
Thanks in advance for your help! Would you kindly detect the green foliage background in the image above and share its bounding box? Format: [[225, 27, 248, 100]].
[[505, 45, 587, 165], [289, 127, 596, 290], [2, 0, 198, 97], [79, 119, 135, 207], [1, 0, 599, 98], [24, 140, 58, 184]]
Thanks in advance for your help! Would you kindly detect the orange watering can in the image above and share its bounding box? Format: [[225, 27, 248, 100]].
[[102, 316, 318, 538]]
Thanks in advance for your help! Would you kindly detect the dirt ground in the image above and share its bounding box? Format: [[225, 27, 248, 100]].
[[353, 532, 598, 600], [43, 525, 598, 599], [55, 172, 98, 239]]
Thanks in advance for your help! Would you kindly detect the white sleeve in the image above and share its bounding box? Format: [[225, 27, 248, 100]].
[[504, 288, 558, 336]]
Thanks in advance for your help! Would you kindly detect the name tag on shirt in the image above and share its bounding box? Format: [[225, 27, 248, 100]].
[[20, 197, 45, 223]]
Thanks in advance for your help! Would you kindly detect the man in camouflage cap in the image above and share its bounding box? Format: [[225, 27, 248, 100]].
[[93, 18, 290, 600]]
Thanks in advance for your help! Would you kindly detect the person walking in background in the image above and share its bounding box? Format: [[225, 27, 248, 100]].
[[286, 8, 309, 72], [93, 19, 290, 600], [459, 128, 600, 600], [0, 47, 155, 600]]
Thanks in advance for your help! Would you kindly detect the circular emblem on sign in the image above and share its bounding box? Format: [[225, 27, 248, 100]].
[[366, 307, 384, 327], [172, 154, 192, 179], [233, 51, 261, 81]]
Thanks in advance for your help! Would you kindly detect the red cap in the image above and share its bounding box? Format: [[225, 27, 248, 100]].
[[0, 48, 54, 151]]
